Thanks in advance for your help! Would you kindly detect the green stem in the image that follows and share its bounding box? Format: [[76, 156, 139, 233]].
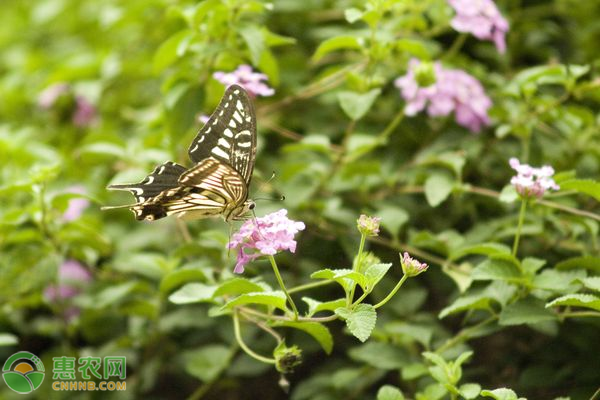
[[268, 255, 299, 319], [512, 200, 528, 257], [232, 311, 275, 365], [348, 233, 367, 306], [373, 274, 408, 309], [442, 33, 467, 60]]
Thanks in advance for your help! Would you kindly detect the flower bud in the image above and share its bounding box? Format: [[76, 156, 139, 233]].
[[414, 61, 436, 87], [357, 214, 381, 237], [400, 252, 428, 277]]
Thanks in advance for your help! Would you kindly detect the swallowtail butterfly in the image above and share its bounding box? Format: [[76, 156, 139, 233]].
[[105, 84, 257, 222]]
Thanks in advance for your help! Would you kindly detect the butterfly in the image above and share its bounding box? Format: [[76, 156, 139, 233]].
[[104, 84, 257, 222]]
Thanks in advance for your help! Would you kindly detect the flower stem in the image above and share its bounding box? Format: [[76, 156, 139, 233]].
[[348, 233, 367, 306], [232, 311, 276, 365], [512, 200, 527, 257], [373, 274, 408, 309], [268, 255, 299, 319]]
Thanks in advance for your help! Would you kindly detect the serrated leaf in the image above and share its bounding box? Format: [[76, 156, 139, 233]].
[[424, 174, 454, 207], [559, 179, 600, 201], [337, 89, 381, 120], [311, 268, 368, 291], [364, 263, 392, 289], [213, 278, 265, 298], [223, 291, 287, 311], [546, 294, 600, 311], [532, 269, 586, 292], [168, 283, 217, 304], [274, 321, 333, 354], [312, 35, 363, 62], [377, 385, 405, 400], [577, 277, 600, 292], [480, 388, 521, 400], [439, 292, 491, 319], [302, 297, 346, 316], [335, 304, 377, 342], [499, 297, 557, 325], [184, 345, 230, 382]]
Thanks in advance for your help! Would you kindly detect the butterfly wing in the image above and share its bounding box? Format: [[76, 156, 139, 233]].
[[188, 84, 257, 185]]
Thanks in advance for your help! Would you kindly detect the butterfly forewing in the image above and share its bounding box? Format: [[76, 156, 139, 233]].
[[188, 84, 256, 185], [106, 84, 258, 222]]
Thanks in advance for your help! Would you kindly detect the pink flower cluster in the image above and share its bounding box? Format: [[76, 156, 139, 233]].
[[357, 214, 381, 237], [44, 260, 92, 319], [394, 59, 492, 133], [400, 252, 428, 277], [38, 83, 97, 127], [448, 0, 509, 53], [228, 209, 305, 274], [509, 158, 559, 198], [213, 65, 275, 97], [62, 185, 90, 222]]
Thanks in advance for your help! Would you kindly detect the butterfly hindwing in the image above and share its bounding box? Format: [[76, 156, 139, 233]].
[[188, 84, 256, 185]]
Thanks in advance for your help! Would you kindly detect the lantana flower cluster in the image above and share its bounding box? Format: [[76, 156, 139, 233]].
[[509, 158, 560, 198], [62, 185, 90, 222], [400, 252, 429, 277], [38, 83, 97, 127], [447, 0, 509, 53], [394, 59, 492, 133], [228, 209, 305, 273], [44, 259, 92, 319], [357, 214, 381, 237], [213, 65, 275, 97]]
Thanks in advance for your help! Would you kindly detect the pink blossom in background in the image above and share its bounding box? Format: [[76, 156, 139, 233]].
[[447, 0, 509, 53], [509, 158, 559, 198], [72, 96, 97, 127], [44, 260, 92, 302], [213, 65, 275, 97], [394, 59, 492, 133], [62, 186, 90, 221], [227, 209, 305, 274], [198, 114, 210, 124], [38, 83, 70, 109]]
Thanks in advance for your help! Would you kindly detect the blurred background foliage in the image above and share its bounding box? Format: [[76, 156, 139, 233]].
[[1, 0, 599, 399]]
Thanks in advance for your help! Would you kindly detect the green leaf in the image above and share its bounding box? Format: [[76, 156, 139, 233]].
[[213, 278, 265, 297], [159, 269, 207, 295], [376, 206, 409, 237], [273, 321, 333, 354], [223, 291, 287, 311], [577, 277, 600, 292], [449, 243, 511, 261], [335, 304, 377, 342], [0, 333, 18, 347], [240, 25, 265, 66], [385, 322, 433, 348], [472, 257, 522, 282], [337, 89, 381, 121], [480, 388, 521, 400], [559, 179, 600, 201], [546, 294, 600, 311], [92, 282, 137, 308], [499, 297, 558, 325], [310, 268, 368, 291], [312, 35, 363, 62], [344, 8, 364, 23], [349, 342, 410, 369], [532, 269, 586, 292], [346, 134, 380, 161], [459, 383, 481, 399], [395, 38, 432, 59], [184, 344, 230, 382], [153, 29, 194, 73], [555, 256, 600, 273], [424, 174, 454, 207], [521, 257, 546, 274], [499, 185, 518, 203], [168, 283, 217, 304], [302, 297, 346, 316], [377, 385, 405, 400], [364, 263, 392, 290]]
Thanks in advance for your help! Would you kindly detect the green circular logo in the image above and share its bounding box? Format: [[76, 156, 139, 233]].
[[2, 351, 45, 394]]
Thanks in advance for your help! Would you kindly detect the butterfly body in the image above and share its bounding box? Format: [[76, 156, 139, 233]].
[[106, 85, 257, 222]]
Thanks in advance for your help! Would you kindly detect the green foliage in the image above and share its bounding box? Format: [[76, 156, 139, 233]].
[[1, 0, 600, 398]]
